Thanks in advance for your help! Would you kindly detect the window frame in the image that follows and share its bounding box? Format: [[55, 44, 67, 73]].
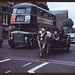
[[2, 12, 8, 25], [12, 8, 17, 14], [26, 7, 31, 14]]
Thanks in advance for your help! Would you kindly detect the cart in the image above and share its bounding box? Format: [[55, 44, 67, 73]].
[[49, 34, 70, 52]]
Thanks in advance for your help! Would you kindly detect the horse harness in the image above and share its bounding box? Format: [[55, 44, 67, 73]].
[[37, 31, 47, 41]]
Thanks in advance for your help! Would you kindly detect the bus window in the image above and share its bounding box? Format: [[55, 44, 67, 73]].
[[17, 8, 26, 14], [37, 9, 43, 17], [26, 8, 31, 14], [31, 7, 36, 15], [49, 14, 53, 20], [43, 12, 46, 18], [46, 13, 48, 19], [37, 9, 40, 16], [53, 16, 56, 20], [12, 8, 17, 14], [40, 10, 43, 17]]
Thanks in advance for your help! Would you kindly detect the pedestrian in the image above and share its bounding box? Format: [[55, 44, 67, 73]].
[[59, 26, 64, 35], [59, 26, 64, 40], [8, 25, 15, 40]]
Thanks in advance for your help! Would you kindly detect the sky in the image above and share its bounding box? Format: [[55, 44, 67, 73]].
[[47, 2, 75, 28]]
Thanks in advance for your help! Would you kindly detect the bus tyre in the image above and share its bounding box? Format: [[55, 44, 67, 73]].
[[0, 41, 3, 47], [40, 52, 43, 57], [10, 44, 15, 49], [0, 40, 3, 47]]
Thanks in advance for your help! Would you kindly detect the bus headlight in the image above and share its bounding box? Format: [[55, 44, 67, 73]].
[[25, 37, 27, 42], [11, 34, 13, 40]]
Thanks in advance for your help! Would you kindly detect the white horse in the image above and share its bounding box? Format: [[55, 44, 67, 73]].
[[37, 28, 52, 57]]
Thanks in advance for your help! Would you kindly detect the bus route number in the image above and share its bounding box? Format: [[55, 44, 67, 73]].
[[16, 16, 25, 22]]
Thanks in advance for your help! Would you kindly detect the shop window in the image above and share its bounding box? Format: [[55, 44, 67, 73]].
[[3, 13, 8, 25], [2, 6, 8, 25]]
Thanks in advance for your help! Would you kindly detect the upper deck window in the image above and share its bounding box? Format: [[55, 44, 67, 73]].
[[26, 8, 31, 14], [17, 8, 26, 14], [31, 7, 36, 15], [37, 9, 43, 17], [12, 8, 31, 14], [17, 8, 25, 14]]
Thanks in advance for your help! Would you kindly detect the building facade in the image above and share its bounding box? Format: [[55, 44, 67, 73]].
[[0, 2, 13, 39], [51, 10, 68, 29]]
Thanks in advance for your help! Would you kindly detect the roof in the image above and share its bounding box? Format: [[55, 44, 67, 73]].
[[13, 3, 55, 16], [13, 3, 33, 8], [50, 10, 68, 15]]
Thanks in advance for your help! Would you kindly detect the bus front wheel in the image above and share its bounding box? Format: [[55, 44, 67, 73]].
[[10, 44, 15, 48], [0, 40, 3, 47]]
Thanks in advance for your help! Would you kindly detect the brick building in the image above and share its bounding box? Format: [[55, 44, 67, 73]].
[[51, 10, 68, 29], [0, 2, 13, 39]]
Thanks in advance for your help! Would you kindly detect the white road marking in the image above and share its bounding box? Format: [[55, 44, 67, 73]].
[[28, 62, 49, 73], [22, 62, 32, 67], [71, 44, 75, 46], [6, 56, 75, 67], [49, 60, 75, 67], [0, 59, 11, 63], [5, 70, 11, 73]]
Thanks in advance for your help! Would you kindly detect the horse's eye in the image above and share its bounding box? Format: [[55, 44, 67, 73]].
[[38, 33, 41, 35]]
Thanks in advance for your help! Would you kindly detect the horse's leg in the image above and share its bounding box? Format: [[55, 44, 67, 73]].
[[45, 36, 51, 55], [46, 43, 50, 55], [37, 40, 43, 57], [42, 43, 46, 50]]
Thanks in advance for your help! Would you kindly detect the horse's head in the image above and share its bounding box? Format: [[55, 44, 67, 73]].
[[38, 28, 45, 37], [38, 28, 52, 41], [37, 28, 46, 41]]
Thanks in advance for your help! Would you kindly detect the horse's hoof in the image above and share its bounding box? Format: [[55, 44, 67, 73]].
[[46, 50, 49, 55], [40, 53, 43, 57]]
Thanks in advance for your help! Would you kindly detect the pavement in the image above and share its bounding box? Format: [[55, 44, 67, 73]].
[[3, 40, 8, 45], [2, 39, 75, 46]]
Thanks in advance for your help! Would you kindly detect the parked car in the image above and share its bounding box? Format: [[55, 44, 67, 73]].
[[67, 33, 75, 43]]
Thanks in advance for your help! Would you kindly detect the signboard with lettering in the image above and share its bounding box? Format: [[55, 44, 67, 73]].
[[37, 17, 53, 25]]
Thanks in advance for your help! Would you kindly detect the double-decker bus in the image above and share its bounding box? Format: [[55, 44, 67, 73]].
[[8, 3, 56, 48]]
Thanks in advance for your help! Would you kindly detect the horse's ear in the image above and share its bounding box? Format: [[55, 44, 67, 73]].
[[39, 27, 42, 31], [41, 28, 45, 32], [38, 31, 41, 35]]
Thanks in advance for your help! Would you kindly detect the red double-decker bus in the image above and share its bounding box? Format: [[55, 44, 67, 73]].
[[8, 3, 56, 48]]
